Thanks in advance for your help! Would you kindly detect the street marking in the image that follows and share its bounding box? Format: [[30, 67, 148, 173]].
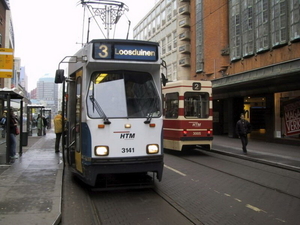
[[246, 204, 267, 213], [164, 165, 186, 176], [275, 218, 286, 223], [234, 198, 242, 202], [210, 189, 287, 223]]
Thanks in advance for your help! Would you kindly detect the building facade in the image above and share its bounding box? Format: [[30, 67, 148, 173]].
[[134, 0, 300, 144], [36, 76, 58, 114]]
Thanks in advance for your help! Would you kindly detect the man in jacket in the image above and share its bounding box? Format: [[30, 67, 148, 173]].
[[236, 113, 252, 154], [54, 111, 63, 153]]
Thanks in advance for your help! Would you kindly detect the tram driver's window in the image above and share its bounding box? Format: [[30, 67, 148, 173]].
[[165, 92, 179, 118], [184, 92, 209, 118]]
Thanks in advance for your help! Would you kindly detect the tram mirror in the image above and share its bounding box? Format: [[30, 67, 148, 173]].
[[161, 73, 168, 86], [55, 69, 65, 83]]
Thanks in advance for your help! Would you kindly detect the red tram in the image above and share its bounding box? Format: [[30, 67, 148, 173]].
[[163, 80, 213, 151]]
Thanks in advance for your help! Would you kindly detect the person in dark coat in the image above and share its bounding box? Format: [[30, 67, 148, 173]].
[[236, 113, 252, 154], [42, 116, 48, 135], [8, 110, 19, 159]]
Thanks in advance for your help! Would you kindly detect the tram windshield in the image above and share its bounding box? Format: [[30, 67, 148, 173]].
[[87, 71, 161, 119], [184, 92, 209, 118]]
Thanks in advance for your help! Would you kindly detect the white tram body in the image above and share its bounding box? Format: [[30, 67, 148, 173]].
[[57, 39, 164, 186], [162, 80, 213, 151]]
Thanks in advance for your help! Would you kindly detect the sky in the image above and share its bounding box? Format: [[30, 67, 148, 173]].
[[9, 0, 158, 91]]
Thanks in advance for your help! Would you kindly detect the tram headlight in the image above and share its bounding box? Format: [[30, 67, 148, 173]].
[[147, 144, 159, 154], [95, 146, 109, 156]]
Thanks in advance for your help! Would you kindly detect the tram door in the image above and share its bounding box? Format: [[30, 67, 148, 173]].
[[74, 71, 83, 173]]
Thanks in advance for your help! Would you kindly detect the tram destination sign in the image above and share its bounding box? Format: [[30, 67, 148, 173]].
[[93, 42, 158, 61]]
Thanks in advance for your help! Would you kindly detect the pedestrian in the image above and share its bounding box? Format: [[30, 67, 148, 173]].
[[42, 116, 48, 135], [8, 110, 19, 159], [0, 112, 6, 138], [37, 114, 44, 136], [236, 113, 252, 154], [54, 111, 63, 153]]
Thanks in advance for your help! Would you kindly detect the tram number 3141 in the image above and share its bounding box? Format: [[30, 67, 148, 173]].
[[122, 148, 135, 153]]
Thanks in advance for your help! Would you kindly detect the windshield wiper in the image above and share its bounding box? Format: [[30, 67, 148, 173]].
[[89, 95, 111, 124], [144, 113, 153, 124]]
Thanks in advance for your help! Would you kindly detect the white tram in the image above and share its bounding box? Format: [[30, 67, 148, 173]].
[[55, 39, 164, 186], [163, 80, 213, 151]]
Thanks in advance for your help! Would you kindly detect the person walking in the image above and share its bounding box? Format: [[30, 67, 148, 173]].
[[1, 112, 6, 138], [8, 110, 19, 159], [54, 111, 63, 153], [236, 113, 252, 154], [42, 116, 48, 135], [37, 114, 44, 136]]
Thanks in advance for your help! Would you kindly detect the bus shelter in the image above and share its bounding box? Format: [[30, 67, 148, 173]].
[[0, 89, 25, 164], [27, 105, 45, 136]]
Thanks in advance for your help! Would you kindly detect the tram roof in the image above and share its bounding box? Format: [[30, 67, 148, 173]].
[[89, 39, 159, 46]]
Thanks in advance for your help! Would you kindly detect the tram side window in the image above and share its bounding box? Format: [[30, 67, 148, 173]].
[[165, 92, 179, 118], [184, 92, 209, 118]]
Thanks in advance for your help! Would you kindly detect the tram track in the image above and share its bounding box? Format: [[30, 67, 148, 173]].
[[165, 149, 300, 200], [85, 184, 199, 224]]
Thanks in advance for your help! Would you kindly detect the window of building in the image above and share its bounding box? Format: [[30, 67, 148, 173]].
[[271, 0, 288, 47], [162, 38, 166, 55], [173, 31, 177, 49], [173, 0, 177, 16], [167, 5, 172, 22], [172, 62, 177, 81], [229, 0, 242, 61], [157, 14, 161, 29], [162, 9, 166, 26], [255, 0, 270, 52], [167, 64, 172, 81], [152, 19, 156, 33], [167, 34, 172, 52], [290, 0, 300, 41], [196, 0, 204, 72], [242, 1, 254, 57], [148, 22, 152, 37]]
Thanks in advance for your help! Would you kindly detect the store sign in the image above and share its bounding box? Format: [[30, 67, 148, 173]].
[[0, 48, 14, 78], [283, 97, 300, 136]]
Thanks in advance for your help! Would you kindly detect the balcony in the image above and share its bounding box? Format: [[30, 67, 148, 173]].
[[179, 31, 190, 41], [179, 18, 190, 28], [179, 57, 191, 67], [179, 5, 190, 15], [178, 44, 191, 54]]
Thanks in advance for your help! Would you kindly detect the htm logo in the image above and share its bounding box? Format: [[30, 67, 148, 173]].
[[120, 133, 135, 139], [189, 122, 202, 127]]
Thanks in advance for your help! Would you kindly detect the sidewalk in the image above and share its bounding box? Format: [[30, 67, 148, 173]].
[[212, 135, 300, 172], [0, 131, 63, 225]]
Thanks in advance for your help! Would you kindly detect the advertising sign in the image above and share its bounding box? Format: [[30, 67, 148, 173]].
[[0, 48, 14, 78], [283, 97, 300, 136]]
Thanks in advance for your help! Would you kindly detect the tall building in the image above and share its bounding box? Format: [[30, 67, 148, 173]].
[[36, 75, 58, 114], [133, 0, 300, 144], [133, 0, 188, 81]]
